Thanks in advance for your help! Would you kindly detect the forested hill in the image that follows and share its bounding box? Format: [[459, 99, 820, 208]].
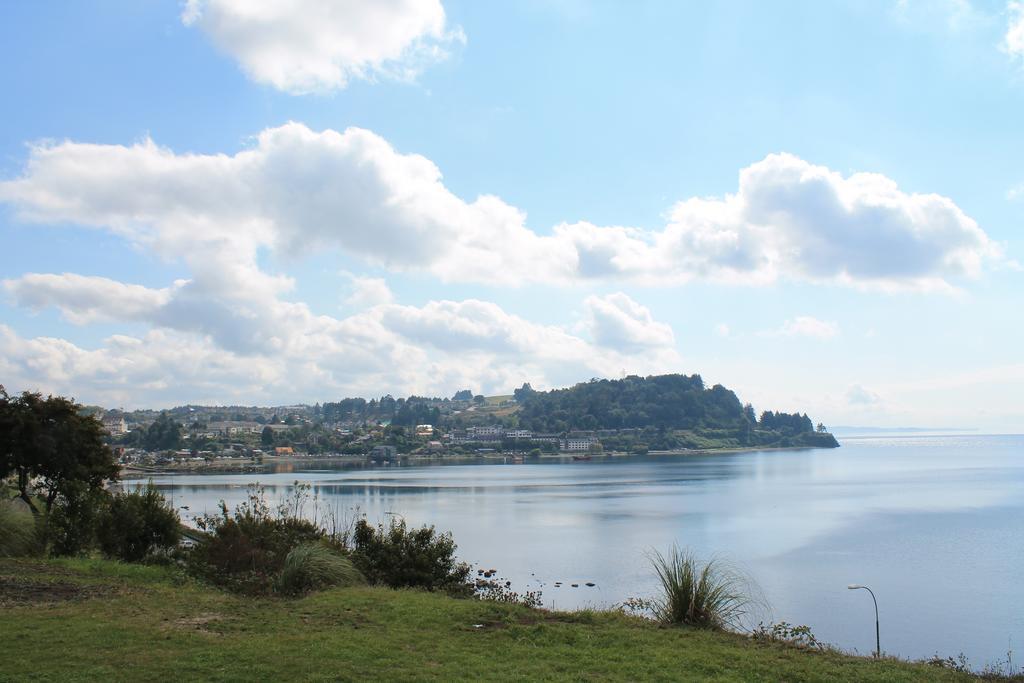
[[514, 374, 839, 448]]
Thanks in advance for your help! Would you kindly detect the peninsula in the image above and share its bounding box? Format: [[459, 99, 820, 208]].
[[98, 374, 838, 474]]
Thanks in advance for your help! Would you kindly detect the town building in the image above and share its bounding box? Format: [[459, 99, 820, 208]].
[[206, 421, 263, 436], [370, 445, 398, 460], [561, 437, 598, 452], [101, 415, 128, 435]]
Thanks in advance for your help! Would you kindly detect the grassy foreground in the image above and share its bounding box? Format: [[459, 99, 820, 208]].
[[0, 559, 974, 682]]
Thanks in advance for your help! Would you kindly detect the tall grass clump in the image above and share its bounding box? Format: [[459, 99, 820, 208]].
[[275, 542, 364, 596], [0, 499, 39, 557], [650, 546, 763, 631]]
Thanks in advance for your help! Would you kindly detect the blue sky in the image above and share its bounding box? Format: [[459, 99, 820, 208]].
[[0, 0, 1022, 430]]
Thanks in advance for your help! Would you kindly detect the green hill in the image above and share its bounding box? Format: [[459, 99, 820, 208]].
[[515, 374, 839, 450]]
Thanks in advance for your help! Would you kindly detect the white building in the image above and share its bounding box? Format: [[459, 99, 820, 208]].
[[560, 437, 597, 452], [102, 416, 127, 435], [504, 429, 532, 439], [207, 421, 263, 436], [466, 426, 501, 441]]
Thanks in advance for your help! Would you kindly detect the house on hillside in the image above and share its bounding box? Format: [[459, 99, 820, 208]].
[[102, 415, 127, 435], [207, 421, 263, 436]]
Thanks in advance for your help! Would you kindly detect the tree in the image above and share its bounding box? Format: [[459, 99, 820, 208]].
[[513, 383, 536, 403], [0, 386, 24, 501], [472, 395, 486, 405], [0, 389, 118, 514], [452, 389, 473, 401], [143, 413, 183, 451], [261, 426, 275, 447]]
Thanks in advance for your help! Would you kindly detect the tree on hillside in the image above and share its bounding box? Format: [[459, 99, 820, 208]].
[[143, 413, 183, 451], [452, 389, 473, 401], [261, 426, 275, 447], [0, 388, 118, 513], [513, 383, 536, 402]]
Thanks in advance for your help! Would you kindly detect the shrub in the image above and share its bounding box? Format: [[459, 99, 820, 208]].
[[0, 498, 38, 557], [351, 518, 471, 593], [188, 485, 334, 595], [473, 577, 543, 608], [752, 621, 823, 650], [650, 546, 761, 631], [275, 542, 364, 596], [97, 481, 181, 562]]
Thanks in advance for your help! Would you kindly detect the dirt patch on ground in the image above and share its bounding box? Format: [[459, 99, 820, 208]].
[[168, 612, 226, 637], [467, 611, 592, 632], [0, 575, 113, 607]]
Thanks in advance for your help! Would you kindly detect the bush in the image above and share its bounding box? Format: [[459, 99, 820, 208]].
[[473, 577, 543, 608], [188, 485, 335, 595], [0, 499, 38, 557], [752, 621, 823, 650], [275, 542, 364, 596], [97, 481, 181, 562], [351, 518, 471, 593], [650, 546, 761, 631]]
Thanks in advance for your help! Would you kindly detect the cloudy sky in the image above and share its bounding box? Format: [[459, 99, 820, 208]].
[[1, 1, 1022, 430]]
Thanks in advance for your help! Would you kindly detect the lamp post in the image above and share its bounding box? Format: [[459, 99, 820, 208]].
[[847, 584, 880, 658]]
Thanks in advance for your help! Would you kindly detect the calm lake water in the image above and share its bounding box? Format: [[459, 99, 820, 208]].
[[147, 434, 1024, 668]]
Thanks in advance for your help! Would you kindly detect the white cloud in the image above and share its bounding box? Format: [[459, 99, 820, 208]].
[[763, 316, 840, 340], [714, 323, 731, 338], [343, 276, 394, 308], [182, 0, 464, 94], [0, 288, 682, 407], [1005, 1, 1024, 62], [3, 273, 180, 324], [0, 124, 1003, 292], [846, 383, 882, 406], [892, 0, 986, 33], [582, 293, 675, 352]]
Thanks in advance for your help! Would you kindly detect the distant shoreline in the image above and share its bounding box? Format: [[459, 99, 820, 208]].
[[118, 444, 834, 478]]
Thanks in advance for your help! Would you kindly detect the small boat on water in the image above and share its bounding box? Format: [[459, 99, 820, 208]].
[[571, 455, 592, 461]]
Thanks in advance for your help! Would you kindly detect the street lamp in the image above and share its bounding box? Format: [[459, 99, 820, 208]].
[[847, 584, 880, 658]]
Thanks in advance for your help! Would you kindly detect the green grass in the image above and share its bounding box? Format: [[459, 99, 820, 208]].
[[0, 558, 983, 682]]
